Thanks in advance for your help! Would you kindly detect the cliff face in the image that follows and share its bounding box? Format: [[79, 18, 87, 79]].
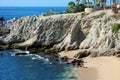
[[80, 10, 120, 54], [1, 13, 85, 50], [0, 10, 120, 54]]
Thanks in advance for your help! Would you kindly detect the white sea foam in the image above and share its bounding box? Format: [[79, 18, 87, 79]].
[[11, 49, 30, 56], [11, 49, 51, 63], [29, 54, 51, 63]]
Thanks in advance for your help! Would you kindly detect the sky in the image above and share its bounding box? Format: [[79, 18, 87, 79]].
[[0, 0, 110, 7]]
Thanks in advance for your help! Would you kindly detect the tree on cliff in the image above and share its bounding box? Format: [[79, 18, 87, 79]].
[[94, 0, 106, 9], [67, 0, 85, 13], [82, 0, 86, 5], [67, 1, 76, 13], [68, 1, 76, 8], [75, 0, 80, 5]]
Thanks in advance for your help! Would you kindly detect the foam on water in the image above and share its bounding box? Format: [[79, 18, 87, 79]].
[[11, 49, 51, 63], [0, 49, 78, 80], [29, 54, 51, 63]]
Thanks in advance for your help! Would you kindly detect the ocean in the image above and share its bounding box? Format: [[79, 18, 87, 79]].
[[0, 50, 77, 80], [0, 7, 67, 20], [0, 7, 77, 80]]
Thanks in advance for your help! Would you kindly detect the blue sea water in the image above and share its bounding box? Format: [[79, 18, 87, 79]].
[[0, 7, 67, 20], [0, 7, 78, 80], [0, 50, 77, 80]]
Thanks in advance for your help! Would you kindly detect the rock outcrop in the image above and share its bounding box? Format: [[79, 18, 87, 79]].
[[80, 10, 120, 55], [1, 13, 85, 50], [0, 10, 120, 55]]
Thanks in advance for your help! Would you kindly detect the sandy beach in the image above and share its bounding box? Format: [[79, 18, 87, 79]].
[[77, 56, 120, 80], [59, 50, 120, 80]]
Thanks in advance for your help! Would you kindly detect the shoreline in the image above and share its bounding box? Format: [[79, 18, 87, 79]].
[[58, 50, 120, 80]]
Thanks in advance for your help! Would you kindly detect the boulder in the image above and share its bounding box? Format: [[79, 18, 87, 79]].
[[0, 28, 10, 36], [0, 17, 5, 21], [60, 56, 69, 62], [71, 59, 84, 67]]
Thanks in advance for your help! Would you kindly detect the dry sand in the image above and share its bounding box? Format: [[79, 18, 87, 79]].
[[77, 57, 120, 80], [58, 49, 87, 59], [58, 50, 120, 80]]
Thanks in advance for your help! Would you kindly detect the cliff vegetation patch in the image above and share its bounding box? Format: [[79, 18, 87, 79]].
[[112, 23, 120, 34]]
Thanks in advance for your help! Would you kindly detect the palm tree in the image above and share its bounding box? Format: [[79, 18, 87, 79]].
[[82, 0, 86, 4], [100, 0, 106, 8], [110, 0, 118, 10], [95, 0, 100, 4], [86, 0, 92, 7], [94, 0, 106, 8], [68, 1, 76, 12], [67, 0, 86, 13], [76, 0, 81, 5], [110, 0, 112, 7], [93, 0, 96, 7], [68, 1, 76, 8], [111, 0, 116, 5]]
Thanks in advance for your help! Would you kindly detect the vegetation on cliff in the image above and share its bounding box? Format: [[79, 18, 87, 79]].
[[112, 23, 120, 34], [66, 0, 107, 13]]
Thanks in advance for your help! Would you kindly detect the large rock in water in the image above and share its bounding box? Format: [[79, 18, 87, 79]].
[[0, 10, 120, 55]]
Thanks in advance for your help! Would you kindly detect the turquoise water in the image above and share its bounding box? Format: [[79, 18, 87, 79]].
[[0, 7, 67, 20], [0, 50, 77, 80]]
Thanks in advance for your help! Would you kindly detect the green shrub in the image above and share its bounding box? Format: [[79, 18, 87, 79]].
[[104, 6, 111, 9], [92, 13, 105, 19], [111, 13, 120, 19], [112, 23, 120, 34], [81, 12, 89, 18], [86, 2, 92, 8], [117, 13, 120, 18]]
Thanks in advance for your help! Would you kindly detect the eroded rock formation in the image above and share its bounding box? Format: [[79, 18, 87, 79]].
[[0, 10, 120, 55]]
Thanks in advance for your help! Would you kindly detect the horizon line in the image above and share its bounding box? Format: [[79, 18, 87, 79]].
[[0, 6, 68, 7]]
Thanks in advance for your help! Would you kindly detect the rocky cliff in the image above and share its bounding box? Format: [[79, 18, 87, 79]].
[[0, 10, 120, 55]]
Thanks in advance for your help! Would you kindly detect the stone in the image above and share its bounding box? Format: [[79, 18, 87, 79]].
[[0, 45, 9, 50], [116, 54, 120, 57], [14, 53, 28, 56], [74, 50, 90, 58], [61, 56, 69, 62], [0, 28, 10, 36], [0, 17, 5, 21], [71, 59, 84, 67], [0, 53, 3, 56], [0, 10, 120, 57]]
